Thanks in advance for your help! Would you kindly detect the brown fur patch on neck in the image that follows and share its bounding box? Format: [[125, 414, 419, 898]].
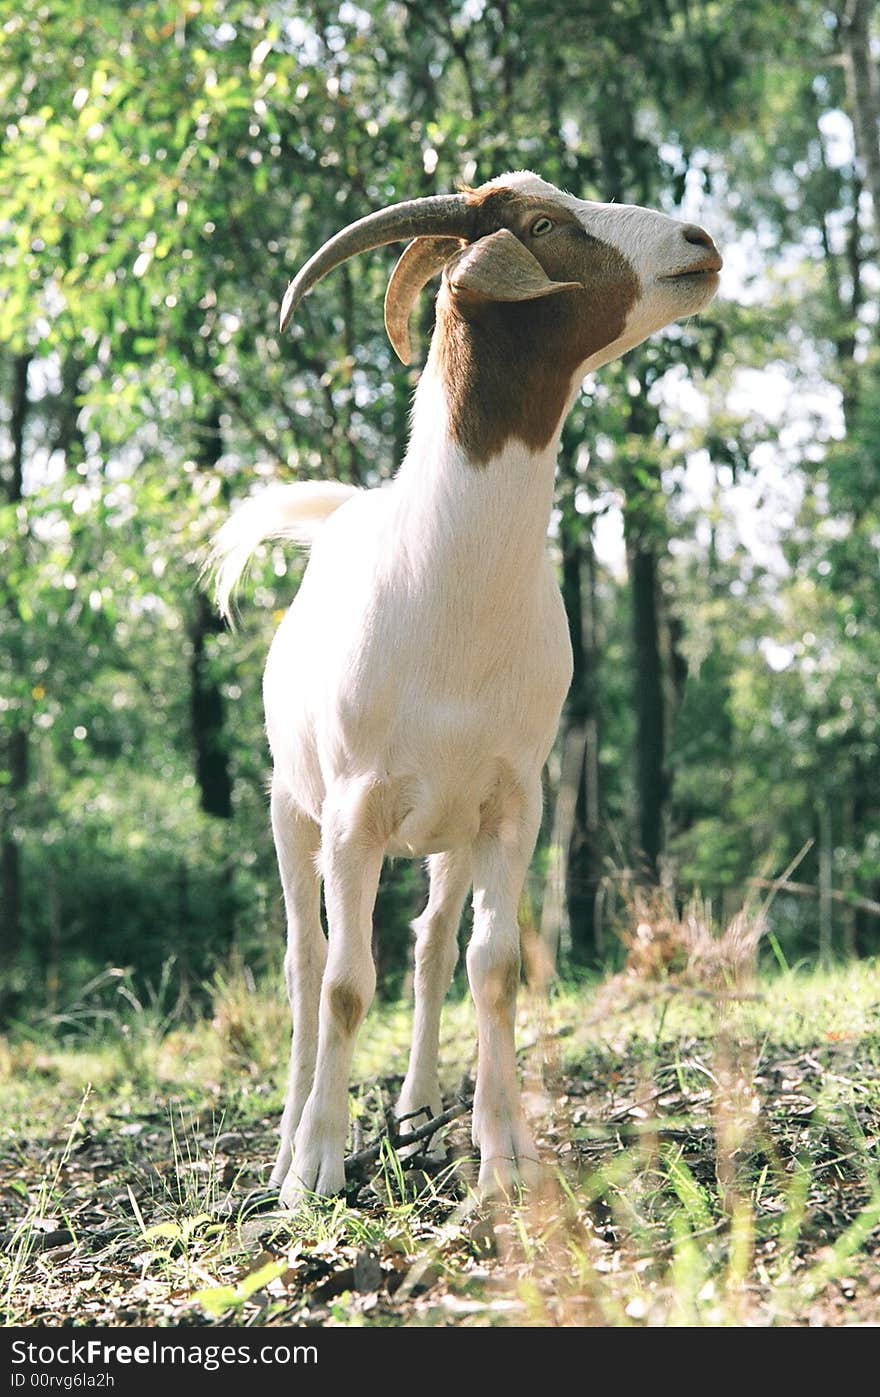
[[435, 223, 640, 465]]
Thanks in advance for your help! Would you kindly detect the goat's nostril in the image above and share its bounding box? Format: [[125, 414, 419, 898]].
[[682, 224, 715, 250]]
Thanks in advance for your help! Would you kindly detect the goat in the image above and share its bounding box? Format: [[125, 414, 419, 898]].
[[212, 171, 721, 1205]]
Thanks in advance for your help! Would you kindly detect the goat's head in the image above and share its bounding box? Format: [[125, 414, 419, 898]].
[[280, 171, 721, 460], [281, 171, 720, 363]]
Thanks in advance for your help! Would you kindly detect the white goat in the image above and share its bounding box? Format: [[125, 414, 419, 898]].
[[212, 171, 721, 1205]]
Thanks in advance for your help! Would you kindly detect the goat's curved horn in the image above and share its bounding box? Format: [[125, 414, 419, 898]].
[[280, 194, 476, 333], [384, 237, 464, 365]]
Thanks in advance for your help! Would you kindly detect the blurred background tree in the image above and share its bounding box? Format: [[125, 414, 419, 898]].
[[1, 0, 877, 1021]]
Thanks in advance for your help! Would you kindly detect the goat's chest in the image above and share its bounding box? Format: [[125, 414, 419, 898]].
[[331, 568, 573, 774], [265, 514, 573, 842]]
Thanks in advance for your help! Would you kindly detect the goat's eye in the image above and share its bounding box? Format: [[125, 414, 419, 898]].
[[530, 216, 553, 237]]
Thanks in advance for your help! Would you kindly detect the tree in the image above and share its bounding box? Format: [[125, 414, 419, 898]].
[[0, 353, 31, 973], [2, 0, 878, 1010]]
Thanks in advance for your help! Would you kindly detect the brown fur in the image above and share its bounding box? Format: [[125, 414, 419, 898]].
[[437, 189, 640, 465], [328, 981, 363, 1036], [478, 954, 522, 1016]]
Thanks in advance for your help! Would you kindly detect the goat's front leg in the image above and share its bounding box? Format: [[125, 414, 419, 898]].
[[268, 784, 325, 1190], [396, 848, 472, 1151], [280, 785, 383, 1207], [467, 781, 542, 1196]]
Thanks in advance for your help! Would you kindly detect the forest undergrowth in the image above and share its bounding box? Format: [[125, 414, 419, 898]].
[[2, 901, 879, 1329]]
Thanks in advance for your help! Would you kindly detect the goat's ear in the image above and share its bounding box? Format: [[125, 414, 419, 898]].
[[385, 236, 464, 364], [446, 228, 582, 303]]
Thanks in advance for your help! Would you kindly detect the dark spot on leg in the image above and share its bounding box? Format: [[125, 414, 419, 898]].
[[480, 955, 521, 1015], [503, 956, 520, 1005], [329, 981, 362, 1036]]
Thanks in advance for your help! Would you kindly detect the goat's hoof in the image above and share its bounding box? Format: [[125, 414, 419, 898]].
[[269, 1142, 295, 1191], [477, 1150, 542, 1200], [473, 1110, 542, 1198], [278, 1177, 314, 1211], [279, 1153, 345, 1209]]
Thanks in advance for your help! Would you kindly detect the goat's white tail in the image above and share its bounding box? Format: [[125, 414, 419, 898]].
[[209, 481, 359, 618]]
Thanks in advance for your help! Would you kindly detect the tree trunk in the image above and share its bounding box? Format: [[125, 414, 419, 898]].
[[839, 0, 880, 236], [1, 353, 31, 972], [538, 438, 606, 966], [818, 801, 834, 964], [190, 412, 233, 819], [852, 753, 879, 953], [627, 538, 666, 880], [842, 784, 858, 957], [190, 590, 233, 819], [561, 513, 604, 961], [623, 371, 667, 883]]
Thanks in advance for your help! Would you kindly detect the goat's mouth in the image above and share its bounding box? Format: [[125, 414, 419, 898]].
[[660, 261, 722, 282]]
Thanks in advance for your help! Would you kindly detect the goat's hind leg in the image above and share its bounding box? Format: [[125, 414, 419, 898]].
[[396, 849, 471, 1153], [269, 783, 325, 1190]]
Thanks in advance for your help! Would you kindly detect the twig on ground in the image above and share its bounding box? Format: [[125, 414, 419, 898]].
[[344, 1098, 473, 1178]]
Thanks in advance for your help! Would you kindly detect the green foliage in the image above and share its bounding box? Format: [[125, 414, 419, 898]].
[[1, 0, 879, 1019]]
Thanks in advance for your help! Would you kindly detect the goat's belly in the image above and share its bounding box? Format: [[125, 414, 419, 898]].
[[382, 746, 535, 859], [387, 799, 482, 858]]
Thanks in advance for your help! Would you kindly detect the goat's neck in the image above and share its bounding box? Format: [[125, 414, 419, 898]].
[[393, 357, 570, 613]]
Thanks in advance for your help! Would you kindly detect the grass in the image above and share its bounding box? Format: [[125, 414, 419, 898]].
[[1, 941, 878, 1327]]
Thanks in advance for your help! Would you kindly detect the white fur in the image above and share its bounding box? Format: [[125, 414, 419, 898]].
[[211, 480, 359, 618], [212, 173, 720, 1204]]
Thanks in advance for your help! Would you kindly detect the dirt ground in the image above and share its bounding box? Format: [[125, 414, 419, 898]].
[[4, 1016, 878, 1328]]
